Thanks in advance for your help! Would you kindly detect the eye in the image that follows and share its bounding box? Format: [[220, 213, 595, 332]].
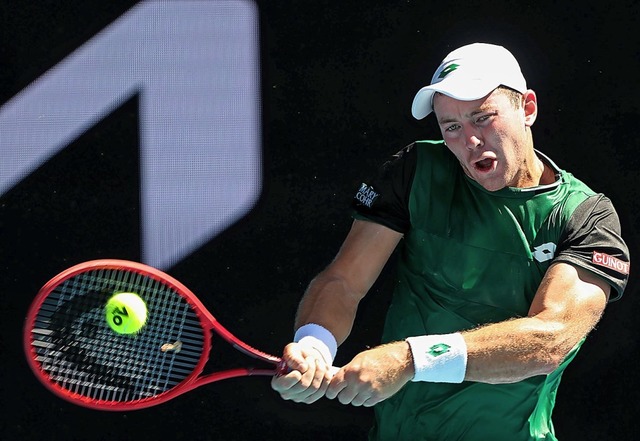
[[444, 123, 460, 132], [475, 113, 495, 124]]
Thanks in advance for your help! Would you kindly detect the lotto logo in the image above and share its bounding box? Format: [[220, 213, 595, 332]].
[[427, 343, 451, 358]]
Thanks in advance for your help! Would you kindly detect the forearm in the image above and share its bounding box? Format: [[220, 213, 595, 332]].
[[294, 271, 362, 345], [291, 220, 401, 348], [461, 265, 609, 384], [462, 315, 585, 383]]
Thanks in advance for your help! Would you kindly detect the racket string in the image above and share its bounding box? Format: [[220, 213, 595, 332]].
[[30, 268, 207, 403]]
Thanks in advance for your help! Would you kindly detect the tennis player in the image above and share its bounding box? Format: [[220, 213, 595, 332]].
[[272, 42, 630, 440]]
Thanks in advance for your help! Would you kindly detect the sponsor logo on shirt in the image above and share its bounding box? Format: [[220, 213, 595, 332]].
[[533, 242, 557, 263], [354, 183, 380, 208], [592, 251, 630, 275]]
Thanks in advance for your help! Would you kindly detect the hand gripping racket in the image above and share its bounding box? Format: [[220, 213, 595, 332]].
[[23, 259, 286, 411]]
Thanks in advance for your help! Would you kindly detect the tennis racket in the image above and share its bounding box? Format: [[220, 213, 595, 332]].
[[23, 259, 286, 411]]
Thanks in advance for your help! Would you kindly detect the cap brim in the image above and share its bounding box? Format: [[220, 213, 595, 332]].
[[411, 78, 501, 120], [411, 86, 437, 120]]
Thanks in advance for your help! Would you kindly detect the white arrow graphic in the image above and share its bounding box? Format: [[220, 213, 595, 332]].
[[0, 0, 262, 269]]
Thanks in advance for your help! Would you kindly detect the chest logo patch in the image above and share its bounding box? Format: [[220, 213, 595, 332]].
[[533, 242, 557, 263]]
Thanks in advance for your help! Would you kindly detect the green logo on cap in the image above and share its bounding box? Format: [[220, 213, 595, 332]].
[[438, 63, 459, 79], [427, 343, 451, 357]]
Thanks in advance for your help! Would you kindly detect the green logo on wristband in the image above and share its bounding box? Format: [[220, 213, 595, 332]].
[[427, 343, 451, 357]]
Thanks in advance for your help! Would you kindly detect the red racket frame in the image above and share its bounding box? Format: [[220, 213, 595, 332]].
[[24, 259, 284, 410]]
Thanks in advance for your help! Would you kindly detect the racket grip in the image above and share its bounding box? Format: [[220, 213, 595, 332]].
[[275, 360, 289, 376], [274, 360, 340, 377]]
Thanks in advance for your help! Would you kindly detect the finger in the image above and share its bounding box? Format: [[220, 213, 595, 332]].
[[281, 343, 309, 373], [299, 369, 331, 404], [289, 356, 326, 402], [349, 392, 370, 407], [325, 370, 347, 400], [362, 395, 383, 407], [277, 356, 318, 402], [336, 384, 359, 405], [271, 370, 302, 394], [351, 388, 384, 407]]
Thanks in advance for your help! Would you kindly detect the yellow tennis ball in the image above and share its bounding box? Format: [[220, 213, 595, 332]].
[[105, 292, 148, 334]]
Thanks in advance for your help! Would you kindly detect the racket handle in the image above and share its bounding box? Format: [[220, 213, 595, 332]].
[[275, 360, 288, 376], [274, 361, 341, 377]]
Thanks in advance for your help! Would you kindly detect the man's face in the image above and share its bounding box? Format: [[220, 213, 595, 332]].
[[433, 88, 538, 191]]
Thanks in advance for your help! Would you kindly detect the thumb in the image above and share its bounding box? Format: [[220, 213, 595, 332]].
[[282, 342, 310, 373]]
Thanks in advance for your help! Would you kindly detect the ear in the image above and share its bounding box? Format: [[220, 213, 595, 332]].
[[523, 90, 538, 127]]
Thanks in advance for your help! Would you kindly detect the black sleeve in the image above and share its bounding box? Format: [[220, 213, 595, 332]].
[[351, 143, 417, 234], [554, 194, 630, 301]]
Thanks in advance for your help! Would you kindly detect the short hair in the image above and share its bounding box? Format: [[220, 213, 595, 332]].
[[496, 85, 523, 109]]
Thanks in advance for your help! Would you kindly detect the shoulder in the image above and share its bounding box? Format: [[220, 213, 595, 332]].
[[379, 140, 448, 171], [351, 140, 452, 234], [556, 193, 630, 301], [372, 140, 456, 196], [413, 140, 454, 164]]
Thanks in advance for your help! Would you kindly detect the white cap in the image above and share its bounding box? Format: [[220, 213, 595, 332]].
[[411, 43, 527, 120]]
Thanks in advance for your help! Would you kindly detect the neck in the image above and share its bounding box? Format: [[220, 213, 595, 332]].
[[537, 153, 557, 185], [517, 133, 551, 187], [518, 149, 556, 187]]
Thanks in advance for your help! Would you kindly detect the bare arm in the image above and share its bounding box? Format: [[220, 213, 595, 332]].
[[271, 219, 402, 403], [326, 262, 610, 406], [463, 262, 610, 383], [294, 219, 403, 344]]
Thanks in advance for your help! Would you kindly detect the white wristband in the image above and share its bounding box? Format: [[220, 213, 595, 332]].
[[406, 333, 467, 383], [294, 323, 338, 366]]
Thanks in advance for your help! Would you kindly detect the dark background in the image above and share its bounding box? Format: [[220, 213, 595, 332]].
[[1, 1, 638, 440]]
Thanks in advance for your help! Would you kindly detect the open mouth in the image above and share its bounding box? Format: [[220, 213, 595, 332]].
[[474, 158, 495, 173]]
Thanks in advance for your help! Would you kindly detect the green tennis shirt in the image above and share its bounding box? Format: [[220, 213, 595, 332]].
[[352, 141, 630, 440]]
